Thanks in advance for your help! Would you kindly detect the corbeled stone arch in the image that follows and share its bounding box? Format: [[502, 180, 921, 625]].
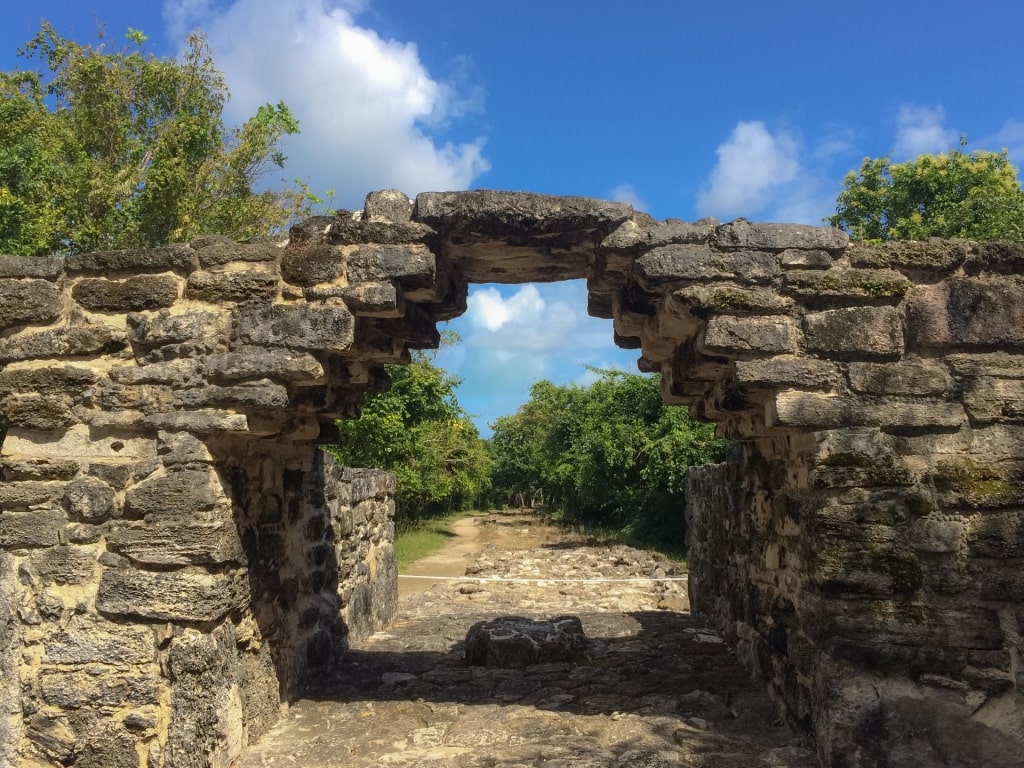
[[0, 189, 1021, 767]]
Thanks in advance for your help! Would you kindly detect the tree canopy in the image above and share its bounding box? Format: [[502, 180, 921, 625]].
[[329, 349, 492, 525], [0, 23, 309, 256], [488, 369, 725, 549], [829, 146, 1024, 242]]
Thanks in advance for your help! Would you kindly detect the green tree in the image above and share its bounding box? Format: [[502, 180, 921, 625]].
[[329, 350, 491, 524], [829, 146, 1024, 242], [488, 370, 725, 549], [0, 22, 309, 256]]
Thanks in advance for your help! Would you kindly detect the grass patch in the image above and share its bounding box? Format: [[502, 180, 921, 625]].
[[394, 509, 480, 571]]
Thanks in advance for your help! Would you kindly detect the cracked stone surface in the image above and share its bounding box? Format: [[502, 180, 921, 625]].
[[236, 510, 817, 767]]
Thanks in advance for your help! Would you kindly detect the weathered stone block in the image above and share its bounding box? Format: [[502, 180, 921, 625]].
[[465, 616, 587, 667], [107, 522, 245, 566], [848, 359, 949, 396], [602, 217, 717, 251], [0, 254, 64, 278], [109, 359, 203, 387], [907, 278, 1024, 348], [807, 598, 1005, 651], [946, 352, 1024, 378], [26, 713, 77, 763], [155, 431, 213, 465], [143, 410, 250, 434], [165, 627, 245, 768], [908, 519, 963, 553], [784, 267, 911, 302], [414, 190, 632, 239], [364, 189, 414, 223], [191, 237, 282, 267], [0, 364, 97, 396], [345, 243, 435, 288], [26, 545, 97, 585], [235, 303, 354, 353], [0, 279, 62, 330], [186, 267, 280, 302], [127, 309, 230, 351], [703, 315, 799, 354], [335, 283, 401, 316], [66, 245, 196, 273], [0, 394, 76, 430], [124, 469, 223, 521], [673, 284, 795, 314], [43, 614, 155, 664], [779, 248, 834, 268], [0, 480, 64, 509], [966, 512, 1024, 558], [934, 458, 1023, 508], [811, 548, 922, 596], [734, 357, 838, 388], [72, 275, 180, 311], [964, 377, 1024, 423], [974, 561, 1024, 601], [63, 477, 116, 521], [280, 243, 346, 285], [636, 245, 779, 286], [0, 324, 128, 363], [96, 566, 243, 622], [804, 305, 904, 358], [848, 239, 969, 270], [207, 347, 325, 384], [175, 381, 289, 410], [0, 458, 80, 481], [774, 392, 966, 429], [41, 669, 159, 709], [715, 220, 848, 251], [0, 508, 66, 548]]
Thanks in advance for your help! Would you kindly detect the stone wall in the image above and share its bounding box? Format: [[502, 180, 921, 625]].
[[1, 189, 1022, 766]]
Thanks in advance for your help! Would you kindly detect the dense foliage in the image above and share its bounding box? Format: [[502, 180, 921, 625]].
[[488, 370, 726, 548], [829, 146, 1024, 242], [329, 352, 492, 525], [0, 23, 309, 256]]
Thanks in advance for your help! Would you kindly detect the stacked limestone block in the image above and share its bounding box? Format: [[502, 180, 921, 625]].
[[0, 211, 409, 766], [658, 230, 1024, 766], [2, 188, 1023, 767]]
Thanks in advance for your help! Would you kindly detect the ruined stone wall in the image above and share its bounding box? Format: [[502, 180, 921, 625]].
[[1, 189, 1022, 767], [666, 232, 1024, 765], [0, 221, 407, 765]]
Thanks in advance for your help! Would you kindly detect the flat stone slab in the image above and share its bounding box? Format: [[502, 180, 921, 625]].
[[464, 615, 587, 667]]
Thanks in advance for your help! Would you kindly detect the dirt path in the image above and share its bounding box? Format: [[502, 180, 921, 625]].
[[237, 510, 817, 768], [399, 510, 560, 599]]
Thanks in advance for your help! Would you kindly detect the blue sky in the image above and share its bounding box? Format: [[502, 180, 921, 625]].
[[4, 1, 1023, 433]]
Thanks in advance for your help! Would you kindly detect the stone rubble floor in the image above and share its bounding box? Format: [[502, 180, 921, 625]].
[[236, 510, 818, 768]]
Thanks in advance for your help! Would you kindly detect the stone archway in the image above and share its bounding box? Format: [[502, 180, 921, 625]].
[[0, 190, 1021, 767]]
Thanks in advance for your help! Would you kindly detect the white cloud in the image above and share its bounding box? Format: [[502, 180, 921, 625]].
[[892, 105, 958, 161], [696, 121, 801, 220], [162, 0, 490, 209], [466, 285, 545, 332], [980, 120, 1024, 166], [442, 282, 642, 434], [609, 183, 647, 211]]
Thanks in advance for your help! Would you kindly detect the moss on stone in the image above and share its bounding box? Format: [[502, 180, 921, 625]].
[[935, 458, 1019, 506]]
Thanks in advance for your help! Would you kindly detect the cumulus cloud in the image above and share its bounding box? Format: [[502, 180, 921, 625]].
[[892, 105, 958, 160], [466, 285, 545, 333], [609, 183, 647, 211], [464, 285, 576, 352], [162, 0, 490, 208], [980, 120, 1024, 166], [440, 282, 640, 434], [696, 121, 801, 220]]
